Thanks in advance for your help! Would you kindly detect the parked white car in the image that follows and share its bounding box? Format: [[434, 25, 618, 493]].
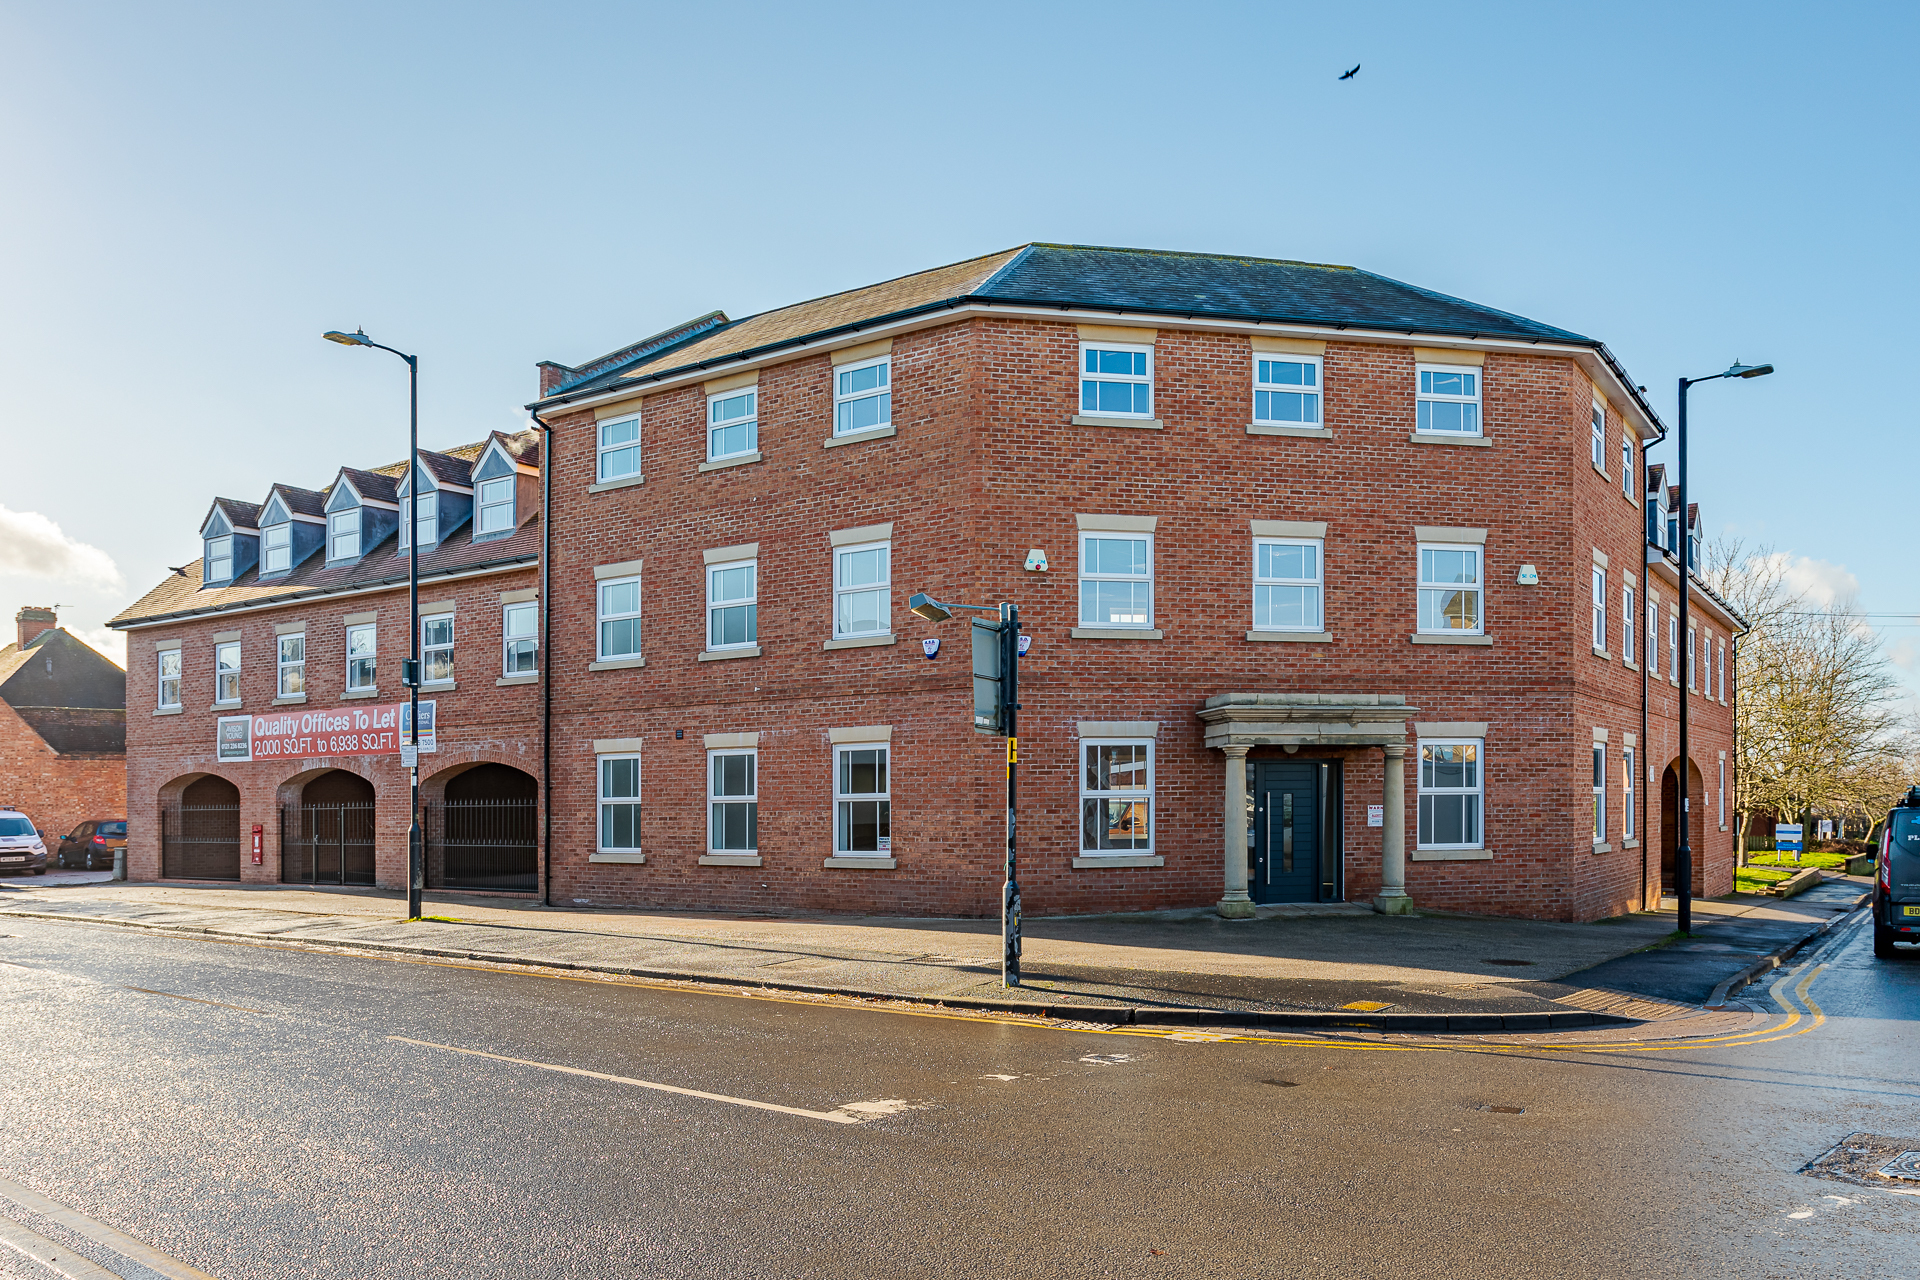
[[0, 809, 48, 875]]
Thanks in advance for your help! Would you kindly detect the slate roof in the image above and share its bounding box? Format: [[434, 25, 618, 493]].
[[411, 449, 477, 489], [202, 497, 263, 534], [0, 629, 127, 755], [535, 243, 1600, 408], [337, 467, 400, 504], [265, 484, 327, 519]]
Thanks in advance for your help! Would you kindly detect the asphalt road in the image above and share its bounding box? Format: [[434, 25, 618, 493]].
[[0, 912, 1914, 1280]]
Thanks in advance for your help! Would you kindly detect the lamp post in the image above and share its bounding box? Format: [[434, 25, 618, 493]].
[[324, 328, 424, 920], [909, 591, 1022, 986], [1673, 359, 1772, 935]]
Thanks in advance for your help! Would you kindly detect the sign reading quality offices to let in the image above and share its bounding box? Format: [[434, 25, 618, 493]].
[[217, 701, 437, 763]]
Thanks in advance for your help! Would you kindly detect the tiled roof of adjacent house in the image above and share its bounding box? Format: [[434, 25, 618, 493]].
[[535, 243, 1598, 406]]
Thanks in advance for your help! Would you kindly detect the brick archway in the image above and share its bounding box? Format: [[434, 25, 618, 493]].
[[1659, 757, 1708, 896], [158, 772, 241, 881], [422, 760, 538, 893]]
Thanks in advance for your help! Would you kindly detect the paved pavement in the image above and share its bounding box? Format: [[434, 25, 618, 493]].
[[0, 906, 1913, 1279], [0, 878, 1866, 1029]]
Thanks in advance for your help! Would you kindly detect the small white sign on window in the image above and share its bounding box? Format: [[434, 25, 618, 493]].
[[1367, 804, 1384, 827], [877, 837, 891, 852]]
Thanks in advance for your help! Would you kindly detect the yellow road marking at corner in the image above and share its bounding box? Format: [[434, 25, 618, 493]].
[[0, 1175, 220, 1280], [388, 1036, 868, 1124]]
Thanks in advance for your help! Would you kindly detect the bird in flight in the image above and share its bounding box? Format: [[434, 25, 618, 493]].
[[1339, 63, 1360, 80]]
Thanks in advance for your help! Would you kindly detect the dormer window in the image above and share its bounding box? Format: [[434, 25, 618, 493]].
[[398, 491, 438, 550], [477, 478, 514, 535], [329, 509, 361, 560], [206, 536, 232, 583], [262, 524, 291, 574]]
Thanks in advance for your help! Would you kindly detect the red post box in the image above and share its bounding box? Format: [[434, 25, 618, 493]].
[[251, 824, 264, 865]]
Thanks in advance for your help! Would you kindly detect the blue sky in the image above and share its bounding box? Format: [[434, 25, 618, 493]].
[[2, 1, 1914, 682]]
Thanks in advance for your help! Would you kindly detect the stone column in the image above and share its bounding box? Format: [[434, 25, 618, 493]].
[[1374, 742, 1414, 915], [1218, 745, 1255, 919]]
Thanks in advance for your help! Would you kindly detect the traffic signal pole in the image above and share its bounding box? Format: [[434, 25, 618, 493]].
[[1001, 602, 1021, 987]]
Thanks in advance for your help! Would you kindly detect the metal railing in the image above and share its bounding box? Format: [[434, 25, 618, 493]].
[[160, 803, 241, 881], [281, 803, 377, 886], [427, 797, 537, 892]]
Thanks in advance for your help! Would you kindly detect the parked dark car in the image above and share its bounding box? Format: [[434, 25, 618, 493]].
[[1875, 789, 1920, 958], [55, 820, 127, 870], [0, 810, 48, 875]]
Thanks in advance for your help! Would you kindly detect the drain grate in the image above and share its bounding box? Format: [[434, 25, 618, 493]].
[[1800, 1133, 1920, 1187], [1880, 1151, 1920, 1182]]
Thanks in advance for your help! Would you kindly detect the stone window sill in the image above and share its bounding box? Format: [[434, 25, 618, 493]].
[[587, 474, 645, 493], [589, 852, 646, 864], [1410, 633, 1492, 646], [589, 656, 646, 671], [1246, 424, 1332, 438], [1247, 630, 1332, 643], [824, 856, 897, 870], [699, 451, 761, 473], [421, 680, 456, 691], [699, 646, 761, 662], [1408, 432, 1493, 448], [700, 853, 763, 867], [210, 702, 241, 712], [1622, 660, 1639, 672], [1592, 841, 1614, 854], [153, 707, 183, 717], [1622, 839, 1641, 849], [342, 688, 382, 700], [1592, 648, 1612, 660], [824, 425, 896, 449], [823, 634, 895, 651], [1411, 848, 1494, 861], [497, 673, 539, 686], [1071, 627, 1164, 640], [272, 694, 307, 705], [1071, 855, 1164, 868], [1071, 415, 1163, 430]]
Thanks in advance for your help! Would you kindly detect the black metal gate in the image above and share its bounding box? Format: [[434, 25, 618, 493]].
[[280, 803, 377, 886], [160, 803, 241, 881], [428, 797, 537, 892]]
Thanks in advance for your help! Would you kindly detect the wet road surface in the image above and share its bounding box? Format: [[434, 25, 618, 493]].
[[0, 911, 1914, 1279]]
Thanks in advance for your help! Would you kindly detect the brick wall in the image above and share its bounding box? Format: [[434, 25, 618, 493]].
[[0, 699, 126, 846]]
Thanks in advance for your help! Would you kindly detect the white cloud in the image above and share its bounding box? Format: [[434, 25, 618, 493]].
[[1756, 552, 1860, 610], [68, 624, 126, 667], [0, 505, 124, 591]]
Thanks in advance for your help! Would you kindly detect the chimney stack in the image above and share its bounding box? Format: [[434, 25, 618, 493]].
[[15, 607, 56, 650]]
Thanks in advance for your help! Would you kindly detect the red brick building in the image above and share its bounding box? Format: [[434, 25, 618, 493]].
[[528, 245, 1741, 923], [0, 608, 127, 846], [109, 433, 546, 891]]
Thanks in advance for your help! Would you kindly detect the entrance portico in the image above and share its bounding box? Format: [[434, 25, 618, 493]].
[[1197, 693, 1419, 919]]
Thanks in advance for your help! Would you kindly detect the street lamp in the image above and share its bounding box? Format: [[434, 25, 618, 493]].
[[1672, 359, 1772, 934], [325, 328, 426, 921], [908, 591, 1025, 986]]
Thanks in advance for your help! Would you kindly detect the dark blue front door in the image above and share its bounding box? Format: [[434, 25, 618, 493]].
[[1252, 762, 1320, 904]]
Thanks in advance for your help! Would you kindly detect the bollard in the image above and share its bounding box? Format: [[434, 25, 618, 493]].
[[112, 849, 126, 881]]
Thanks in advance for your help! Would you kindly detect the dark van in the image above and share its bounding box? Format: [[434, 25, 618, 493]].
[[1875, 788, 1920, 957]]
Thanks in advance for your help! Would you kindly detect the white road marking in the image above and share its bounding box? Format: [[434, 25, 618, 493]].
[[1078, 1053, 1137, 1065], [0, 1211, 127, 1279], [0, 1177, 218, 1279], [1786, 1210, 1815, 1219], [389, 1036, 878, 1125], [1164, 1030, 1237, 1043]]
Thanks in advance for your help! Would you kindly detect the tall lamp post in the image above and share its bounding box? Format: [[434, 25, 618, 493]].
[[1673, 359, 1772, 934], [324, 328, 425, 920], [909, 591, 1022, 986]]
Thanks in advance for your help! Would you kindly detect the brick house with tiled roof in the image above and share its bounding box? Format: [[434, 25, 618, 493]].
[[0, 608, 127, 849], [110, 430, 546, 891], [530, 242, 1743, 922]]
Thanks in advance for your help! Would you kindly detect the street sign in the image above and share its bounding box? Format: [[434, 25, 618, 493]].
[[972, 617, 1007, 735], [399, 745, 419, 769], [1776, 822, 1803, 853]]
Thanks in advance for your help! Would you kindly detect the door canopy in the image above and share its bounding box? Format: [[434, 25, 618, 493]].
[[1197, 692, 1419, 751]]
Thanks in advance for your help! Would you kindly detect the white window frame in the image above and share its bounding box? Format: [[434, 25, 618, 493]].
[[1415, 363, 1482, 436], [1079, 738, 1154, 855], [706, 388, 758, 462], [1718, 757, 1727, 826], [598, 413, 641, 482], [1078, 531, 1154, 629], [262, 523, 291, 574], [1592, 744, 1606, 843], [399, 489, 437, 550], [206, 536, 233, 583], [277, 633, 305, 697], [1591, 401, 1606, 472], [1078, 341, 1154, 420], [1622, 435, 1634, 498], [1647, 600, 1659, 676], [328, 509, 361, 561], [1417, 739, 1483, 851], [1252, 537, 1323, 632], [706, 559, 758, 651], [1591, 566, 1606, 651], [1623, 748, 1636, 840], [1251, 354, 1323, 427], [1416, 543, 1483, 635], [1623, 586, 1636, 665], [708, 748, 758, 854], [1668, 615, 1679, 683], [476, 477, 516, 535], [503, 602, 539, 676], [834, 742, 892, 855], [833, 540, 892, 639], [346, 623, 377, 691], [596, 575, 642, 661], [421, 614, 454, 686], [1718, 638, 1727, 703], [157, 649, 181, 709], [833, 355, 892, 437], [597, 752, 642, 853], [1687, 626, 1697, 691], [214, 641, 241, 705]]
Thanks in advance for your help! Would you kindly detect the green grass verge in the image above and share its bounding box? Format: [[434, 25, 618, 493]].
[[1744, 848, 1848, 871], [1734, 865, 1797, 896]]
